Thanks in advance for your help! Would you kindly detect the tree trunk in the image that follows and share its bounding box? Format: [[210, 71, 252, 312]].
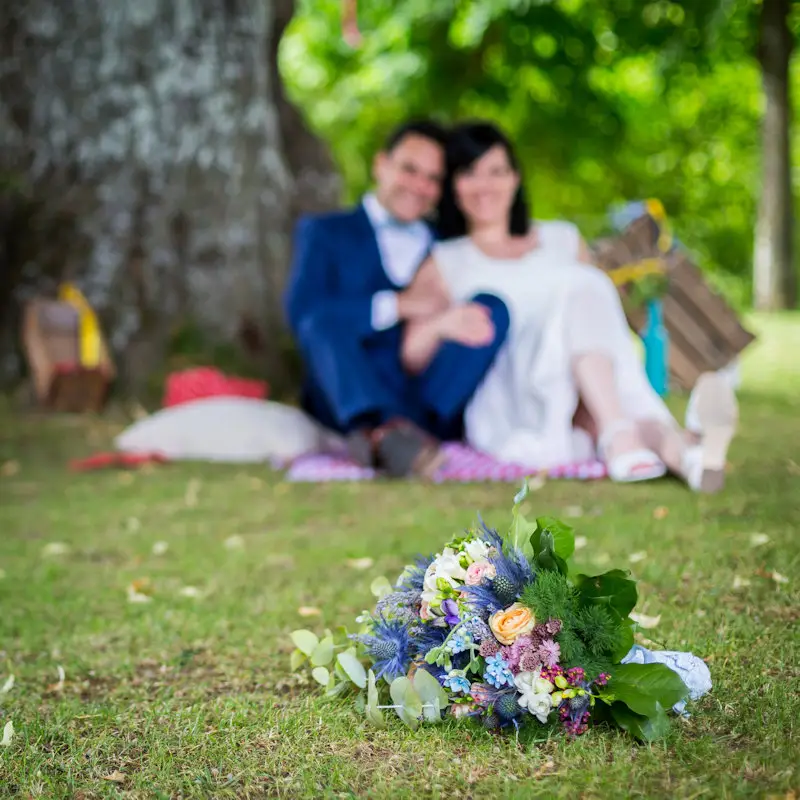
[[0, 0, 340, 393], [753, 0, 795, 310]]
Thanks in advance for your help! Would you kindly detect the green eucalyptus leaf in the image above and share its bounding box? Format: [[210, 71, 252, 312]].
[[289, 649, 306, 672], [311, 666, 330, 686], [290, 629, 319, 657], [310, 636, 334, 667], [337, 650, 367, 689], [389, 677, 420, 730], [366, 670, 386, 728], [412, 668, 450, 722], [370, 576, 393, 599]]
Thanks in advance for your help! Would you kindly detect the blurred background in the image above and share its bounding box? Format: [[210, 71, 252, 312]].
[[1, 0, 797, 400]]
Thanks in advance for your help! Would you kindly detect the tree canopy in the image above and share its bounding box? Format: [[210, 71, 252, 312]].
[[281, 0, 800, 306]]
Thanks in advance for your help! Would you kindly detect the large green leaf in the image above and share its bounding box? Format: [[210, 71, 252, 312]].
[[310, 636, 334, 667], [337, 649, 367, 689], [530, 526, 568, 575], [612, 618, 636, 662], [389, 677, 421, 730], [573, 569, 638, 618], [606, 662, 688, 719], [609, 700, 671, 742], [534, 516, 575, 560], [290, 629, 319, 657], [412, 668, 450, 722], [365, 670, 386, 728]]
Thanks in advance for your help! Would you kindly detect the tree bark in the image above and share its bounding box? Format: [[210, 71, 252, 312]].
[[0, 0, 340, 392], [753, 0, 795, 310]]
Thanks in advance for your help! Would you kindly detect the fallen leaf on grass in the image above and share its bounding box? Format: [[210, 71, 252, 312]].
[[224, 535, 245, 550], [185, 479, 201, 508], [749, 533, 771, 547], [42, 542, 70, 557], [1, 721, 13, 747], [179, 586, 202, 598], [653, 506, 669, 520], [51, 665, 66, 692], [533, 759, 556, 779], [574, 536, 588, 551], [152, 541, 169, 556], [102, 771, 126, 784], [592, 552, 611, 566], [755, 569, 789, 585], [629, 612, 661, 629], [1, 460, 19, 477], [628, 551, 647, 563], [297, 606, 321, 617], [1, 675, 14, 694], [732, 575, 751, 589], [127, 579, 153, 603], [563, 505, 583, 518], [346, 557, 374, 570]]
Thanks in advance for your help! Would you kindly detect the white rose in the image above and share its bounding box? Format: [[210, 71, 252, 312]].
[[421, 562, 439, 604], [434, 549, 468, 585], [514, 669, 542, 695], [464, 539, 491, 563], [528, 692, 553, 723]]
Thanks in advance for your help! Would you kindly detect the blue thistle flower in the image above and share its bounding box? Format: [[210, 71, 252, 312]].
[[374, 590, 420, 622], [409, 621, 448, 655], [351, 615, 412, 681], [463, 543, 535, 617], [396, 555, 434, 593]]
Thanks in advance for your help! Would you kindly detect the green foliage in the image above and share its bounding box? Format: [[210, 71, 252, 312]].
[[281, 0, 800, 305]]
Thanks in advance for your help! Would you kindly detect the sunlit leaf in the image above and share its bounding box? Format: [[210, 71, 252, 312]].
[[290, 629, 319, 656]]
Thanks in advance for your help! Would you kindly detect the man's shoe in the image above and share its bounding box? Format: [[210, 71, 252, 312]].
[[345, 428, 375, 468], [372, 419, 444, 479]]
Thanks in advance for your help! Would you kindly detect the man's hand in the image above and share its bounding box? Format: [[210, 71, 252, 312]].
[[438, 303, 495, 347], [396, 288, 450, 321]]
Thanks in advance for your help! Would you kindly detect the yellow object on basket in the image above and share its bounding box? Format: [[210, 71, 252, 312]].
[[58, 283, 102, 368]]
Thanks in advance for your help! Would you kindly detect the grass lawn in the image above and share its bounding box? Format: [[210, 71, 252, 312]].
[[0, 313, 798, 799]]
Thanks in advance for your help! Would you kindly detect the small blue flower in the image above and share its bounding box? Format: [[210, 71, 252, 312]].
[[447, 631, 473, 655], [443, 670, 472, 694], [483, 653, 515, 688]]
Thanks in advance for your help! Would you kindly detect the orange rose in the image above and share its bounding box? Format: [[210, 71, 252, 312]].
[[489, 603, 535, 645]]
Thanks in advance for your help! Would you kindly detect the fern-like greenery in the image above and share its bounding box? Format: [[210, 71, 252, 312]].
[[520, 570, 624, 676]]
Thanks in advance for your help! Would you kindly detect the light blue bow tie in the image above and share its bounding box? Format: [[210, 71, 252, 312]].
[[380, 217, 423, 233]]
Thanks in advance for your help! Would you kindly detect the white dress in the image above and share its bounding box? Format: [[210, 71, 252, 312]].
[[433, 221, 674, 468]]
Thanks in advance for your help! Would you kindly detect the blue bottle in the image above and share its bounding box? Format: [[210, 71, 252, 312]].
[[641, 299, 669, 397]]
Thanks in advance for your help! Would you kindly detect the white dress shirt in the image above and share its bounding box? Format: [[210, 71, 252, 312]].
[[362, 193, 433, 330]]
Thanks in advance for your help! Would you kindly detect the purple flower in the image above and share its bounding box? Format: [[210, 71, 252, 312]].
[[537, 639, 561, 668], [441, 599, 460, 626]]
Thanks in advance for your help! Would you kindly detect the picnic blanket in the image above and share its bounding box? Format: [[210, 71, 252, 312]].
[[286, 442, 607, 483]]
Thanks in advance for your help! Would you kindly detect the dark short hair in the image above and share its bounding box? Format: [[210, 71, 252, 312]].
[[383, 119, 449, 152], [438, 121, 531, 240]]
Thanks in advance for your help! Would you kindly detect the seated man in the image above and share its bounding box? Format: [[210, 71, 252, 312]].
[[283, 119, 510, 477]]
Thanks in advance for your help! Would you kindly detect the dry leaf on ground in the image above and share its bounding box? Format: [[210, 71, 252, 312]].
[[346, 557, 374, 570], [179, 586, 202, 598], [1, 460, 20, 477], [630, 612, 661, 629], [0, 675, 14, 694], [1, 721, 13, 747], [297, 606, 322, 617], [152, 541, 169, 556], [224, 535, 245, 550], [749, 533, 771, 547], [563, 505, 583, 518], [629, 551, 647, 563], [184, 479, 201, 507], [574, 536, 588, 551], [733, 575, 752, 589], [653, 506, 669, 520], [102, 771, 126, 783], [42, 542, 70, 557]]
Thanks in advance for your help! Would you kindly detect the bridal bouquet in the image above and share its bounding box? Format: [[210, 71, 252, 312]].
[[289, 484, 708, 741]]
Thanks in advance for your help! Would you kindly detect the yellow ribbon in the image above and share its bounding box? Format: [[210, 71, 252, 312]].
[[608, 199, 672, 287], [58, 283, 102, 368]]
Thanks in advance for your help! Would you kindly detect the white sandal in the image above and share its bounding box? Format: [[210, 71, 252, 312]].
[[598, 420, 667, 483], [682, 372, 738, 493]]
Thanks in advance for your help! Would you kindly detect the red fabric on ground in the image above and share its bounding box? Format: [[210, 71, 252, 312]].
[[162, 367, 268, 408]]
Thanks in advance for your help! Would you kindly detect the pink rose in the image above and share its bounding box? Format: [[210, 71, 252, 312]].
[[464, 560, 497, 586]]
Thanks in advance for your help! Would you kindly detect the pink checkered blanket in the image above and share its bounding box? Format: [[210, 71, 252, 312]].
[[285, 442, 607, 483]]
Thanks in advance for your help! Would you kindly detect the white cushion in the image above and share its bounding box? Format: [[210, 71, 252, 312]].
[[114, 398, 342, 463]]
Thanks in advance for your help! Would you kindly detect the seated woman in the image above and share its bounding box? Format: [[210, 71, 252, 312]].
[[401, 121, 737, 492]]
